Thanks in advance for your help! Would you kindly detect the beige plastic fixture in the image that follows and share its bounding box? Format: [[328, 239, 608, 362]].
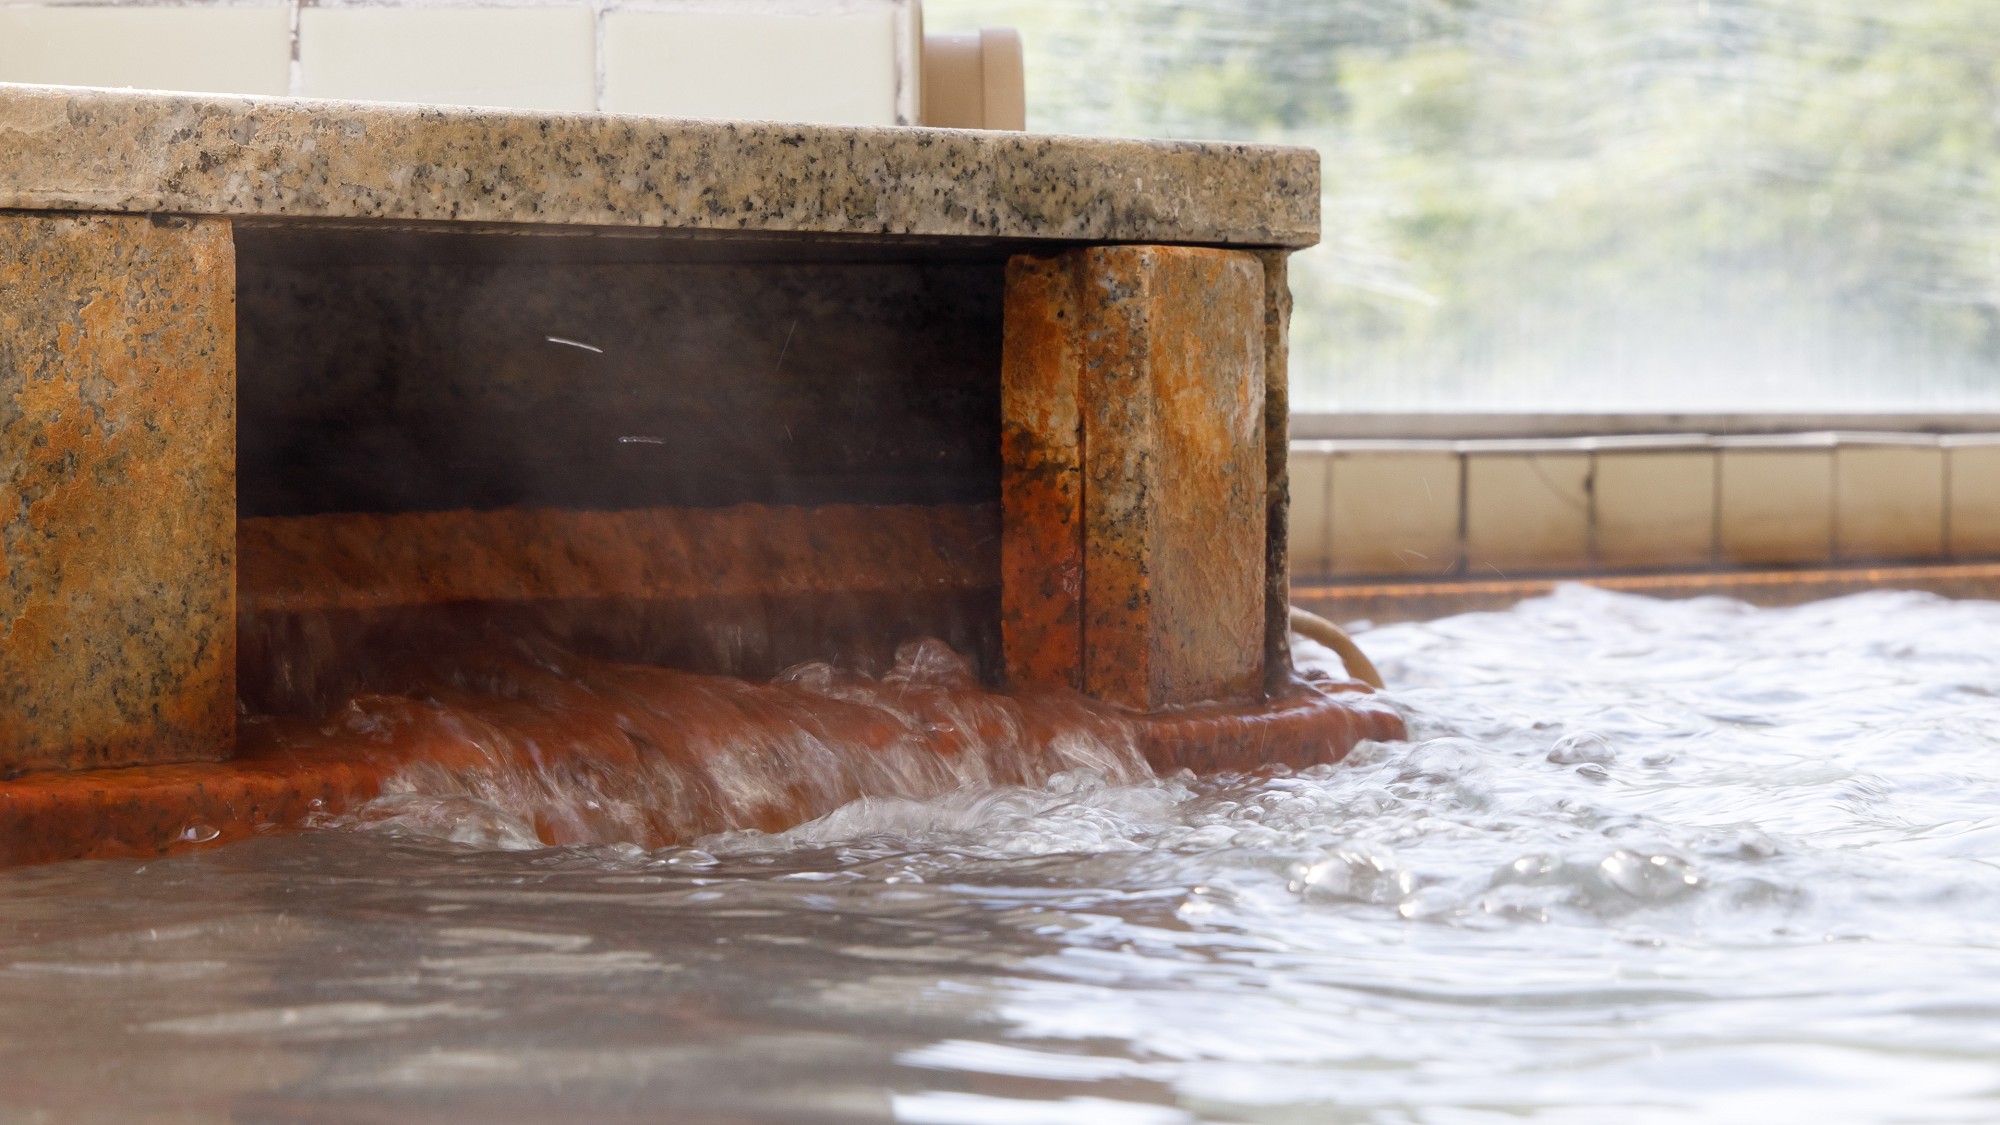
[[921, 27, 1024, 130]]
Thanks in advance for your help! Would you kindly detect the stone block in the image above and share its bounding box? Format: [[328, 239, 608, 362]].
[[0, 213, 236, 772], [1001, 246, 1266, 710], [1256, 249, 1296, 692], [1000, 256, 1086, 691]]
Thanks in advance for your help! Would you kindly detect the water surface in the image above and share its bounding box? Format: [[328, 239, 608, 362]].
[[5, 587, 1998, 1122]]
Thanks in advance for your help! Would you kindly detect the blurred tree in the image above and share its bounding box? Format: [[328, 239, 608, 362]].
[[927, 0, 2000, 408]]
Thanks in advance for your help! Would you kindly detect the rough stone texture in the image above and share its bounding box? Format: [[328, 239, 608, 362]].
[[1257, 249, 1297, 693], [0, 84, 1320, 249], [0, 212, 236, 772], [1080, 247, 1267, 709], [1002, 246, 1267, 710], [999, 256, 1084, 691]]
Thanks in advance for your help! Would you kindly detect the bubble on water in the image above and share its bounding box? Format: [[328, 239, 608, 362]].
[[176, 824, 220, 845], [1395, 739, 1487, 784], [1734, 832, 1781, 859], [1499, 854, 1561, 883], [1295, 840, 1415, 906], [1575, 763, 1611, 781], [1598, 849, 1703, 901], [661, 848, 718, 868], [1397, 885, 1460, 922], [1548, 731, 1616, 764]]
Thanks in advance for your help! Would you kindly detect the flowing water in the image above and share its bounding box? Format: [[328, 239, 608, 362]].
[[4, 586, 1999, 1122]]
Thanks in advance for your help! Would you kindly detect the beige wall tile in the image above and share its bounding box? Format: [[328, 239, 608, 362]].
[[0, 6, 291, 96], [1464, 453, 1592, 574], [1287, 448, 1334, 581], [1329, 452, 1461, 577], [603, 9, 900, 125], [1949, 444, 2000, 557], [1835, 446, 1944, 561], [300, 7, 597, 112], [1719, 450, 1833, 565], [1595, 450, 1715, 569]]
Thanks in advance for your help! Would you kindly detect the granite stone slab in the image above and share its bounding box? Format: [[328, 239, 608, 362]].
[[0, 212, 235, 772], [0, 84, 1319, 248]]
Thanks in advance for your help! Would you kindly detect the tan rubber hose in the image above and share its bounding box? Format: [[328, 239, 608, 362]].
[[1289, 606, 1386, 690]]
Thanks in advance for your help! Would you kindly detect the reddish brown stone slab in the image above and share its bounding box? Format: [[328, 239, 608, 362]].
[[1000, 246, 1270, 709], [1076, 246, 1268, 710], [238, 503, 999, 613], [236, 501, 1006, 716], [0, 213, 236, 772], [1000, 256, 1086, 691]]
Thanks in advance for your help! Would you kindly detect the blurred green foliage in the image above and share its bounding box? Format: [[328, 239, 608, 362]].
[[928, 0, 2000, 409]]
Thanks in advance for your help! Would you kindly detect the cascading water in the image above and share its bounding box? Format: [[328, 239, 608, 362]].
[[262, 635, 1159, 850]]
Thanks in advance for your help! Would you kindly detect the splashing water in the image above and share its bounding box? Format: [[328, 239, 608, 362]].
[[3, 586, 1999, 1121]]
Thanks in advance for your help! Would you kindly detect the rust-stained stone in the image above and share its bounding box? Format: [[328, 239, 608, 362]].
[[239, 503, 999, 613], [1000, 245, 1269, 709], [0, 212, 236, 772], [1257, 249, 1297, 694], [1076, 246, 1268, 710], [1000, 256, 1085, 691], [237, 502, 1007, 715]]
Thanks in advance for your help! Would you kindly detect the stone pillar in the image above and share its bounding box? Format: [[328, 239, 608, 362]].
[[1001, 245, 1267, 710], [1257, 249, 1298, 694], [1, 213, 236, 772]]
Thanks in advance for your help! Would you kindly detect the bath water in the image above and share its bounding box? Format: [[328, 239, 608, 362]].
[[3, 586, 1998, 1122]]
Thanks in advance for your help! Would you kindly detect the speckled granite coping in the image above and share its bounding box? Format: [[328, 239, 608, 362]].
[[0, 84, 1319, 248]]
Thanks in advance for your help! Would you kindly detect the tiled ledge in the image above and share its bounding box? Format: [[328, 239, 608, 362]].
[[1290, 431, 2000, 580]]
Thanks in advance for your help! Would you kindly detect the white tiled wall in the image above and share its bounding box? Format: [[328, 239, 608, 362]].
[[1594, 450, 1714, 568], [1329, 449, 1460, 577], [299, 6, 596, 111], [1718, 448, 1833, 565], [1287, 447, 1334, 579], [1949, 441, 2000, 558], [0, 5, 292, 96], [603, 8, 898, 125], [1835, 445, 1944, 561], [1291, 431, 1996, 581], [1464, 452, 1591, 574], [0, 1, 920, 125]]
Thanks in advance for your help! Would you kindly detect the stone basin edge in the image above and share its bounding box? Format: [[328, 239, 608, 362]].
[[0, 83, 1321, 249]]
